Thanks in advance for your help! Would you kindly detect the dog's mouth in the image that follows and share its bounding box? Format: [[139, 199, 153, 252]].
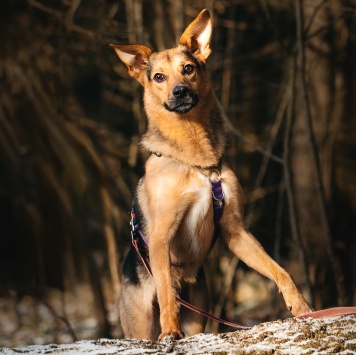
[[164, 92, 198, 114]]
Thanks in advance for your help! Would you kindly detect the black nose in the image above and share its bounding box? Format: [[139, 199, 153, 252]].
[[172, 86, 190, 98]]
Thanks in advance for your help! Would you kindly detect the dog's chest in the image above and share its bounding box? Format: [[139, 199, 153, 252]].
[[181, 175, 214, 255]]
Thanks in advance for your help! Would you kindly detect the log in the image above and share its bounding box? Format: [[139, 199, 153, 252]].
[[1, 315, 355, 354]]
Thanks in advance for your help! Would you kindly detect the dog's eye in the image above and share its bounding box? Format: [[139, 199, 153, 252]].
[[183, 64, 195, 74], [153, 73, 166, 83]]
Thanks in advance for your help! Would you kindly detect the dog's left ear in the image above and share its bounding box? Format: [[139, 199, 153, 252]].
[[179, 9, 212, 62], [110, 44, 153, 85]]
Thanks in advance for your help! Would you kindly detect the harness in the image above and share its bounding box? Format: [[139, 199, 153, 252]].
[[130, 173, 224, 267]]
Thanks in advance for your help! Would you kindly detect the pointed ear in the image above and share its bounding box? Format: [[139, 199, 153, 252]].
[[179, 9, 212, 62], [110, 44, 153, 84]]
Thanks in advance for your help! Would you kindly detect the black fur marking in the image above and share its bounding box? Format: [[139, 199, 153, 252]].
[[149, 126, 181, 151], [133, 194, 145, 232], [146, 63, 152, 81], [122, 247, 141, 286], [182, 50, 201, 69], [164, 92, 198, 114], [122, 192, 150, 286]]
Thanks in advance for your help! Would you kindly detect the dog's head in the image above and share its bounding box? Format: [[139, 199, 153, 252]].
[[111, 9, 212, 115]]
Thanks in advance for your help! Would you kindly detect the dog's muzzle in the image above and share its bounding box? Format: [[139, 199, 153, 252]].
[[164, 85, 198, 114]]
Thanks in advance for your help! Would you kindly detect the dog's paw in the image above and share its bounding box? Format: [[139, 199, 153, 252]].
[[291, 302, 314, 317], [285, 293, 313, 317], [158, 330, 184, 342]]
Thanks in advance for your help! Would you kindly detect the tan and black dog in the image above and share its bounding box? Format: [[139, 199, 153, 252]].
[[111, 9, 312, 341]]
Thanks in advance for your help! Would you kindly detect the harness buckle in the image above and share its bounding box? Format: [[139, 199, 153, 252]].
[[213, 196, 224, 208], [130, 213, 138, 241], [211, 180, 224, 207], [130, 225, 136, 241], [209, 169, 221, 182]]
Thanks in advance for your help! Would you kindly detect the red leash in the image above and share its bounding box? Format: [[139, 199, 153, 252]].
[[297, 307, 356, 319], [133, 239, 356, 329], [132, 239, 250, 329], [176, 296, 251, 329]]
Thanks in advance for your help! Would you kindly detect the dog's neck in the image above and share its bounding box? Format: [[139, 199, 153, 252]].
[[141, 103, 226, 169]]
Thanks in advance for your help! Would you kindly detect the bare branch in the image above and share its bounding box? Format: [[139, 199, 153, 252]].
[[27, 0, 98, 37], [65, 0, 82, 27], [283, 57, 313, 304], [295, 0, 346, 305], [42, 297, 78, 342], [304, 0, 327, 35], [215, 94, 284, 165], [28, 0, 62, 17]]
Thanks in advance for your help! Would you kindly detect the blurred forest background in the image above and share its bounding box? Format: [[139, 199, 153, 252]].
[[0, 0, 355, 347]]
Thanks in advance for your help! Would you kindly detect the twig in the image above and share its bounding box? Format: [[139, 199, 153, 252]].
[[306, 13, 345, 40], [28, 0, 62, 18], [220, 8, 236, 109], [245, 87, 290, 227], [283, 57, 313, 304], [215, 94, 284, 165], [168, 0, 184, 43], [65, 0, 81, 27], [295, 0, 346, 305], [210, 255, 239, 333], [304, 0, 327, 35], [259, 0, 292, 55], [101, 187, 122, 302], [274, 181, 285, 265], [152, 0, 166, 51], [27, 0, 97, 38], [124, 0, 145, 138], [42, 297, 78, 342]]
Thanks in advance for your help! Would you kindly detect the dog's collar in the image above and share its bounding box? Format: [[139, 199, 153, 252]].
[[150, 151, 223, 180]]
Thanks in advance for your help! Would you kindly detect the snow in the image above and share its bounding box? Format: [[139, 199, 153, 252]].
[[1, 315, 355, 355]]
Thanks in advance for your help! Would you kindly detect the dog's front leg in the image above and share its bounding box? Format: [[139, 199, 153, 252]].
[[220, 204, 313, 316], [148, 224, 184, 341]]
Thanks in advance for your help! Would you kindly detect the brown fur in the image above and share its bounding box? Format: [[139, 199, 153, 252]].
[[111, 9, 312, 341]]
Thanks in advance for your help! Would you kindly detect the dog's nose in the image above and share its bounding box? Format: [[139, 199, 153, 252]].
[[172, 86, 190, 98]]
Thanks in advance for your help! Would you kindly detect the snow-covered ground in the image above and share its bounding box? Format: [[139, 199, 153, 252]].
[[1, 315, 355, 355]]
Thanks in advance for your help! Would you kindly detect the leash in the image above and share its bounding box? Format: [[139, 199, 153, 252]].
[[130, 178, 356, 330], [131, 230, 250, 330], [132, 236, 356, 329], [131, 209, 195, 268], [297, 307, 356, 319]]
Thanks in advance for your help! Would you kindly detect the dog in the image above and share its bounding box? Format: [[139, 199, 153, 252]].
[[111, 9, 312, 341]]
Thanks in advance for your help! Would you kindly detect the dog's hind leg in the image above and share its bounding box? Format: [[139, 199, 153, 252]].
[[119, 278, 160, 340], [180, 267, 209, 336], [119, 248, 161, 340]]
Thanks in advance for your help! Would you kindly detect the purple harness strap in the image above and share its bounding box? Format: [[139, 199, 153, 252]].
[[130, 178, 224, 267], [211, 179, 224, 248]]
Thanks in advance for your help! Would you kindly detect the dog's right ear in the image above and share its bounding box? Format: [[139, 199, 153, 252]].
[[179, 9, 212, 63], [110, 44, 153, 84]]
